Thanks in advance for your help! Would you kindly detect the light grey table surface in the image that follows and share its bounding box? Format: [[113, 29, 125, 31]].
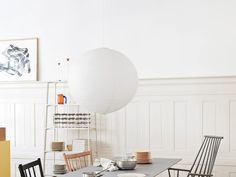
[[62, 158, 181, 177]]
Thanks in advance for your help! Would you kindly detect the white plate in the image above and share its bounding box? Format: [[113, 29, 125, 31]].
[[117, 173, 146, 177]]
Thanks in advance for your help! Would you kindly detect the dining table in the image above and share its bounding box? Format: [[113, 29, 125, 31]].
[[62, 158, 181, 177]]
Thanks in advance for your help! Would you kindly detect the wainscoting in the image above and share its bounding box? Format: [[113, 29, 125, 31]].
[[1, 77, 236, 177]]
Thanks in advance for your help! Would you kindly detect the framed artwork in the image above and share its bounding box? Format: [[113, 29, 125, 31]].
[[0, 38, 38, 81]]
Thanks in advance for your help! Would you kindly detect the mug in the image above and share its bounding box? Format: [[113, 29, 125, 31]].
[[66, 144, 72, 151], [57, 94, 67, 104]]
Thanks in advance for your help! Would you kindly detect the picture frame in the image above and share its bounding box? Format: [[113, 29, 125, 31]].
[[0, 38, 38, 81]]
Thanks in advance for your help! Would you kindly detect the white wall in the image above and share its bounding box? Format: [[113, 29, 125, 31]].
[[1, 0, 236, 80]]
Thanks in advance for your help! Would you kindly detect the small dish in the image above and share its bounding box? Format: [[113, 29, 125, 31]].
[[117, 173, 146, 177]]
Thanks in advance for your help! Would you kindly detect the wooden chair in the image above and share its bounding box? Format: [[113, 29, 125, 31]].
[[63, 151, 93, 172], [18, 158, 44, 177], [168, 136, 223, 177]]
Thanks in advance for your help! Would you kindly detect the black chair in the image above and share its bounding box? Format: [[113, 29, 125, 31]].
[[18, 158, 44, 177], [168, 136, 223, 177]]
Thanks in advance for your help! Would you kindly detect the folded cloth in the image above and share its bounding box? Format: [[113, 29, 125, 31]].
[[93, 158, 101, 167], [98, 158, 119, 172]]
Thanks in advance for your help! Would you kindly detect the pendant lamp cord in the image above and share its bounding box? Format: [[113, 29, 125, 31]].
[[101, 0, 105, 47]]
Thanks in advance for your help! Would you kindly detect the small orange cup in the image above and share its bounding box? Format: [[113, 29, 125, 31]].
[[57, 94, 67, 104]]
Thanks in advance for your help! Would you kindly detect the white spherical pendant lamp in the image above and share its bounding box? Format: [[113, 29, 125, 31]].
[[68, 48, 138, 114]]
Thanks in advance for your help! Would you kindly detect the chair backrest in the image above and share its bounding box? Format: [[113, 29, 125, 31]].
[[63, 151, 92, 172], [189, 136, 223, 176], [18, 158, 44, 177]]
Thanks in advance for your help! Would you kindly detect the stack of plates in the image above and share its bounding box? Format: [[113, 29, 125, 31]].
[[135, 151, 152, 164], [53, 164, 67, 174]]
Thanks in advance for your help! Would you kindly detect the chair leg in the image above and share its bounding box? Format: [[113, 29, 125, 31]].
[[168, 169, 171, 177]]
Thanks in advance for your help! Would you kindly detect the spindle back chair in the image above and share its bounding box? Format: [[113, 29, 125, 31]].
[[18, 158, 44, 177], [63, 151, 92, 172], [168, 136, 223, 177]]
